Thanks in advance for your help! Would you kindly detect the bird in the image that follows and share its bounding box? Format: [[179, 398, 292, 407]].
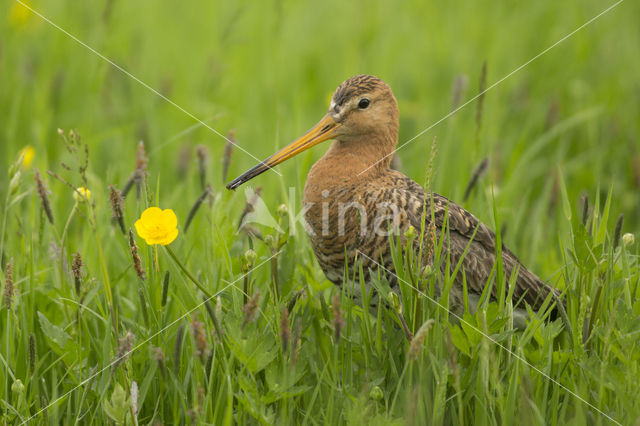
[[226, 74, 563, 320]]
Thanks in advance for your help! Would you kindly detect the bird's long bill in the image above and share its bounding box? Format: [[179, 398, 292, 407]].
[[225, 114, 340, 190]]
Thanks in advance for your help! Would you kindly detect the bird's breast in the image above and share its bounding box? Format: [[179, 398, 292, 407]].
[[302, 179, 410, 286]]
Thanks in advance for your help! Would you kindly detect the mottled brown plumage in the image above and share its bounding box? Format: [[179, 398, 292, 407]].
[[227, 75, 563, 316]]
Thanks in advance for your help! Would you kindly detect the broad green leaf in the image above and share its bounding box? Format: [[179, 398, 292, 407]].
[[37, 311, 70, 350], [449, 325, 471, 357]]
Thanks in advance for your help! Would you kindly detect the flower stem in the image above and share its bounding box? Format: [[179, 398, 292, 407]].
[[59, 202, 78, 290], [164, 245, 213, 300], [58, 202, 78, 323]]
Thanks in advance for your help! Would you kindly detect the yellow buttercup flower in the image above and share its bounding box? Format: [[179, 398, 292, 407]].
[[134, 207, 179, 246], [73, 187, 91, 202], [19, 146, 35, 169]]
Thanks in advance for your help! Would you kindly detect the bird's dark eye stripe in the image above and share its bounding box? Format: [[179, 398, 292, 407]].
[[358, 98, 370, 109]]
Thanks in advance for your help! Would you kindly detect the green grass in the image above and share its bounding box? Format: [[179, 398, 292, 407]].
[[1, 0, 640, 424]]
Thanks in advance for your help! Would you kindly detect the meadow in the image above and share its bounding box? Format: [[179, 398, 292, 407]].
[[1, 0, 640, 424]]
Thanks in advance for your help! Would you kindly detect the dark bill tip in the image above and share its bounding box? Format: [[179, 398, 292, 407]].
[[225, 162, 270, 191]]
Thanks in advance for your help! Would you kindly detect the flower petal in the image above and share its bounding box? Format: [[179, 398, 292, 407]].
[[161, 209, 178, 229], [134, 219, 149, 240], [141, 207, 163, 222], [159, 228, 179, 245]]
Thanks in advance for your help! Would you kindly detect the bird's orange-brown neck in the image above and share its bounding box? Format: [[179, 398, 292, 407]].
[[303, 128, 397, 204]]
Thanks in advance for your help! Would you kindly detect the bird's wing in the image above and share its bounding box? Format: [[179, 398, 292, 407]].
[[386, 172, 497, 251], [381, 171, 562, 312]]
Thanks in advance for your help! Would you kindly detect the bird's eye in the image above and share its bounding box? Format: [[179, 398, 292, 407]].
[[358, 98, 370, 109]]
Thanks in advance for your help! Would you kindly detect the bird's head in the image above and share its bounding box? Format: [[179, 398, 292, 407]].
[[226, 75, 398, 190], [327, 74, 398, 141]]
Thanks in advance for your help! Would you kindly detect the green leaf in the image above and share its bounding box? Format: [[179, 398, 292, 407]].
[[449, 325, 471, 357], [103, 383, 130, 425], [595, 185, 613, 245], [460, 312, 482, 346], [37, 311, 71, 350]]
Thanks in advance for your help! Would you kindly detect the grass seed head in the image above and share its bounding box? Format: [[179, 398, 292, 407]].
[[128, 229, 146, 281], [450, 74, 468, 111], [130, 381, 139, 416], [109, 185, 126, 234], [238, 186, 262, 228], [173, 325, 185, 375], [613, 213, 624, 248], [222, 130, 235, 184], [29, 332, 36, 374], [152, 346, 166, 364], [292, 317, 302, 365], [475, 60, 488, 142], [280, 308, 291, 353], [135, 140, 148, 174], [191, 315, 211, 363], [425, 221, 437, 266], [196, 144, 208, 190], [34, 169, 55, 224], [113, 331, 135, 370], [408, 319, 434, 361], [177, 144, 192, 179], [184, 185, 212, 233], [581, 193, 590, 226], [423, 136, 438, 193], [134, 141, 148, 200], [463, 157, 489, 202], [161, 270, 170, 307], [243, 289, 261, 326], [71, 253, 83, 296]]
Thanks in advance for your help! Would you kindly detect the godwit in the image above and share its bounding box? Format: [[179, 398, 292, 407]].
[[227, 75, 562, 318]]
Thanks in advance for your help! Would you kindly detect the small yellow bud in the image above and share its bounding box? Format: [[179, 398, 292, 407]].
[[73, 187, 91, 202], [404, 225, 416, 241]]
